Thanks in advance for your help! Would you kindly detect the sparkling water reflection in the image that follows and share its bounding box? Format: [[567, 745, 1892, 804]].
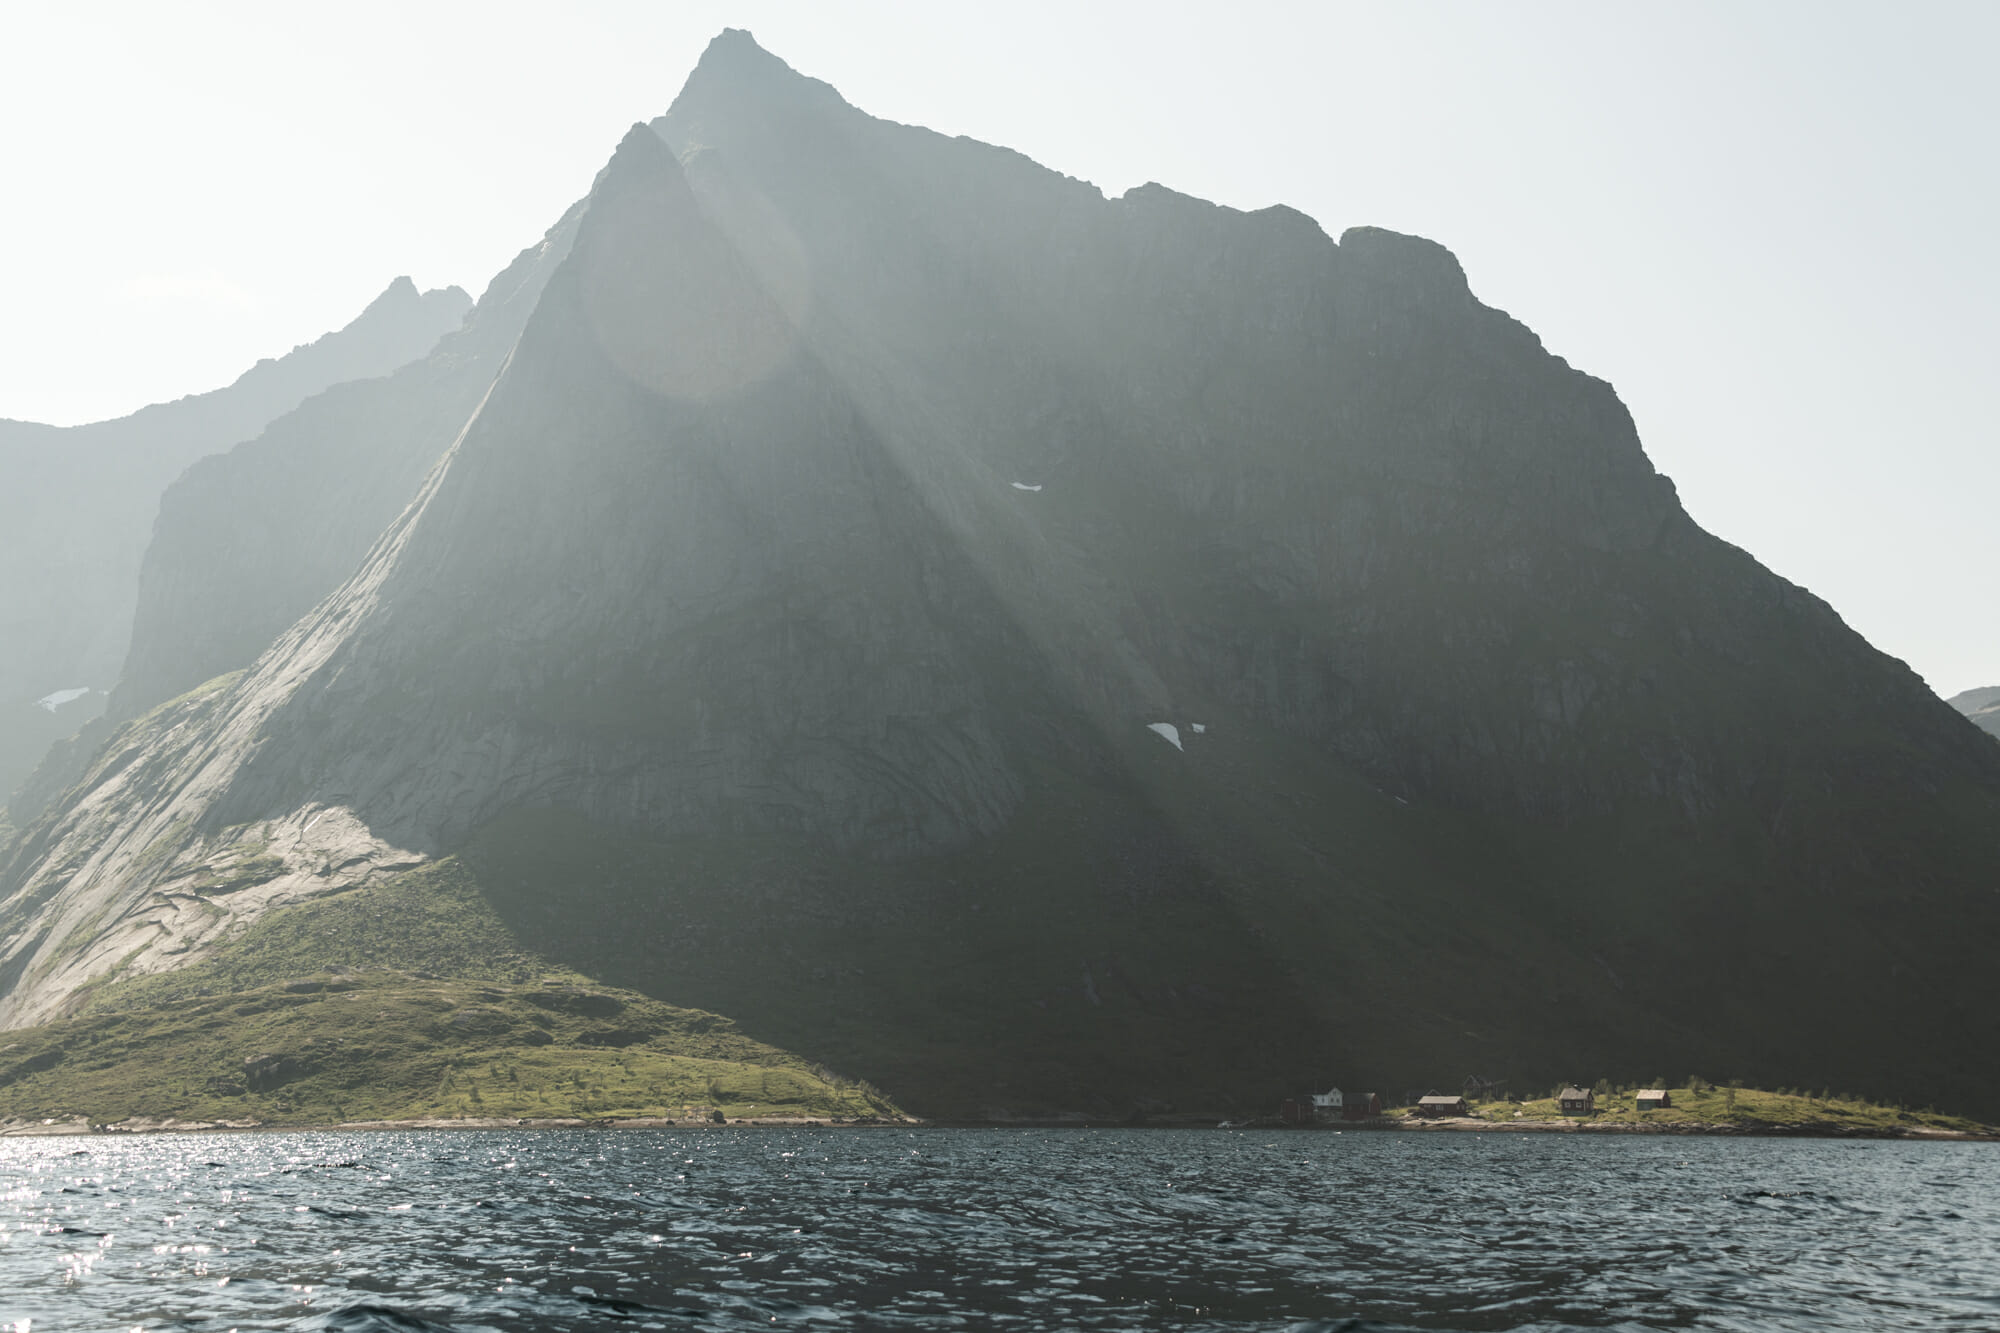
[[1, 1128, 1994, 1331]]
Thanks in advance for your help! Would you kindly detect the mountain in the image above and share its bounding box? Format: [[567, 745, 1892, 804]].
[[1950, 687, 2000, 738], [0, 278, 471, 801], [3, 31, 1997, 1123], [105, 223, 579, 732]]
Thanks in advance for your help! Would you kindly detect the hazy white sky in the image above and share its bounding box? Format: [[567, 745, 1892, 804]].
[[2, 1, 1993, 695]]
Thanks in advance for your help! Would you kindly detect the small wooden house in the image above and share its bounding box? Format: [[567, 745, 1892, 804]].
[[1309, 1087, 1344, 1122], [1558, 1086, 1595, 1115], [1417, 1094, 1468, 1118], [1636, 1089, 1671, 1110], [1342, 1092, 1382, 1120]]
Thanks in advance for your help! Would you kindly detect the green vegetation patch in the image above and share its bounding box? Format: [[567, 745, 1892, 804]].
[[7, 855, 898, 1125], [1446, 1083, 1993, 1137], [0, 971, 895, 1126]]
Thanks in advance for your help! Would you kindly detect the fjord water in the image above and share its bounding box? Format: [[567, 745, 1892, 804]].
[[2, 1129, 1993, 1332]]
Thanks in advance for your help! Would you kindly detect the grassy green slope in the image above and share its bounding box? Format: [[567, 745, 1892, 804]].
[[0, 862, 895, 1126], [0, 974, 889, 1126]]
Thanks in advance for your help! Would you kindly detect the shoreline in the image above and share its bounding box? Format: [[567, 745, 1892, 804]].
[[939, 1116, 1999, 1141], [1357, 1114, 1997, 1142], [4, 1113, 1992, 1141], [0, 1114, 920, 1138]]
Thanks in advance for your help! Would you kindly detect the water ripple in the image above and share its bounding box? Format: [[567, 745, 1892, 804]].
[[0, 1129, 1994, 1330]]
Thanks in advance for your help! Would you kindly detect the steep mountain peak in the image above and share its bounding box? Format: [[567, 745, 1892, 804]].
[[581, 120, 684, 223], [662, 28, 850, 136], [566, 117, 803, 404], [367, 273, 420, 304], [696, 27, 782, 70], [237, 277, 471, 391], [342, 274, 470, 346], [684, 28, 815, 91], [600, 119, 685, 188]]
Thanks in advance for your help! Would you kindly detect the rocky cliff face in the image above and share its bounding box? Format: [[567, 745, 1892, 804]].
[[1950, 686, 2000, 739], [0, 278, 471, 801], [106, 218, 579, 731], [3, 32, 1997, 1118]]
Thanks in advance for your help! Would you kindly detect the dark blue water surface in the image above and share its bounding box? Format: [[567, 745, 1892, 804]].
[[1, 1127, 1994, 1331]]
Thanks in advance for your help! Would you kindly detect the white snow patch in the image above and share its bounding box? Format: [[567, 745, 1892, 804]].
[[1190, 723, 1206, 734], [34, 687, 91, 713], [1010, 482, 1043, 492], [1146, 722, 1183, 751]]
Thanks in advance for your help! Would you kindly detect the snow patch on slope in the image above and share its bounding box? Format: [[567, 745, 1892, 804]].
[[34, 687, 92, 713]]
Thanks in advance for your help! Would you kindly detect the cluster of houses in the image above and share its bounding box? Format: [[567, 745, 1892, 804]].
[[1281, 1081, 1676, 1123], [1277, 1087, 1384, 1124], [1520, 1086, 1676, 1116]]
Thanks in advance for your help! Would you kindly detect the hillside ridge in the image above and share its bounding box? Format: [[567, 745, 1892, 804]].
[[0, 277, 471, 802], [1949, 686, 2000, 738]]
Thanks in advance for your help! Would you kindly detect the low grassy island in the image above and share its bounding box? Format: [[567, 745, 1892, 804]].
[[1391, 1082, 1996, 1140]]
